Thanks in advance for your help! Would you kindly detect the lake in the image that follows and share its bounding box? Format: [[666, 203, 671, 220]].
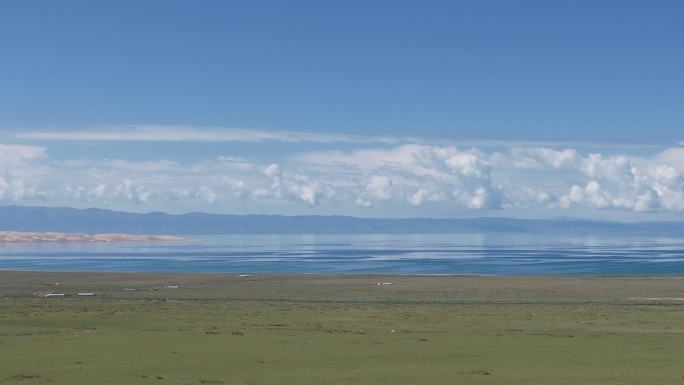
[[2, 233, 684, 275]]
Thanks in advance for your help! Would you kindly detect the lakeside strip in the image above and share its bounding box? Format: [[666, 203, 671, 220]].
[[0, 231, 190, 243]]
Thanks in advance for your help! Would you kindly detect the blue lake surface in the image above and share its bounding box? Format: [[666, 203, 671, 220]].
[[2, 233, 684, 275]]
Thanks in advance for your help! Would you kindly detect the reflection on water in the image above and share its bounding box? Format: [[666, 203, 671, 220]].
[[2, 233, 684, 275]]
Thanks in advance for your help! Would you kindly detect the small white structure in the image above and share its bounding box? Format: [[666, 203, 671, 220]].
[[123, 288, 137, 292], [165, 285, 179, 289], [44, 293, 65, 297], [78, 292, 96, 296]]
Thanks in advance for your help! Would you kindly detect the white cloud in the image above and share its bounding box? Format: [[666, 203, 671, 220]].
[[261, 164, 281, 178], [655, 148, 684, 171], [9, 125, 671, 150], [4, 135, 684, 216], [0, 144, 46, 163], [114, 180, 151, 204], [359, 175, 394, 205], [294, 144, 684, 213], [0, 177, 8, 200], [222, 178, 249, 198], [296, 144, 502, 209], [267, 166, 335, 206], [580, 153, 634, 183], [499, 147, 580, 169], [0, 144, 47, 202], [13, 125, 400, 144], [64, 184, 108, 203], [195, 186, 217, 204], [549, 150, 684, 212], [407, 186, 445, 206], [101, 159, 181, 173], [0, 178, 44, 202], [222, 163, 336, 206], [214, 156, 255, 171]]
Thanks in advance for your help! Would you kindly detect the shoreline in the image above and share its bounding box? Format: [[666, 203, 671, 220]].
[[0, 231, 191, 243], [3, 267, 684, 279]]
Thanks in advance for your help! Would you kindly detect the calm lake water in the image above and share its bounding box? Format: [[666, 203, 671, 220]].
[[2, 233, 684, 275]]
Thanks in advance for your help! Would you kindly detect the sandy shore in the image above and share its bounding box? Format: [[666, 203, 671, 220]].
[[0, 231, 189, 243]]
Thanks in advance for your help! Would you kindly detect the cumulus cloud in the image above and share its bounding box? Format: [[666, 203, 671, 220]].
[[225, 164, 337, 206], [0, 144, 47, 202], [0, 178, 45, 202], [497, 147, 580, 169], [655, 148, 684, 171], [222, 165, 331, 206], [292, 144, 684, 213], [296, 144, 502, 209], [355, 175, 394, 207], [195, 186, 217, 204], [407, 185, 446, 206], [4, 136, 684, 216], [560, 181, 612, 209], [114, 180, 151, 204], [550, 151, 684, 212], [222, 178, 250, 198], [261, 164, 281, 178], [64, 184, 108, 202]]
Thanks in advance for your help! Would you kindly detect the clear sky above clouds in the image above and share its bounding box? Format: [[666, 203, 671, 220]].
[[1, 1, 683, 219]]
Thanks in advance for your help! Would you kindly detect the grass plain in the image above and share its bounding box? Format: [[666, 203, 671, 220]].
[[1, 271, 684, 385]]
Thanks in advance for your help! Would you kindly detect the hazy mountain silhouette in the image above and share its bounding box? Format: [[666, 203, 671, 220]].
[[0, 205, 681, 235]]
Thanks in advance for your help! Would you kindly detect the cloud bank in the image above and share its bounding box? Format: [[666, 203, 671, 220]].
[[2, 134, 684, 217]]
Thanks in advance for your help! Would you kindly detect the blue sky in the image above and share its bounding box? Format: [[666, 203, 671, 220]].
[[1, 1, 684, 219]]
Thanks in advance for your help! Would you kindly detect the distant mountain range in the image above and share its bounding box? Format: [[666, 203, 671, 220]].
[[0, 205, 682, 235]]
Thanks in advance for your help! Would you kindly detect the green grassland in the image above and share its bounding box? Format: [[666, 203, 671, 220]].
[[1, 272, 684, 385]]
